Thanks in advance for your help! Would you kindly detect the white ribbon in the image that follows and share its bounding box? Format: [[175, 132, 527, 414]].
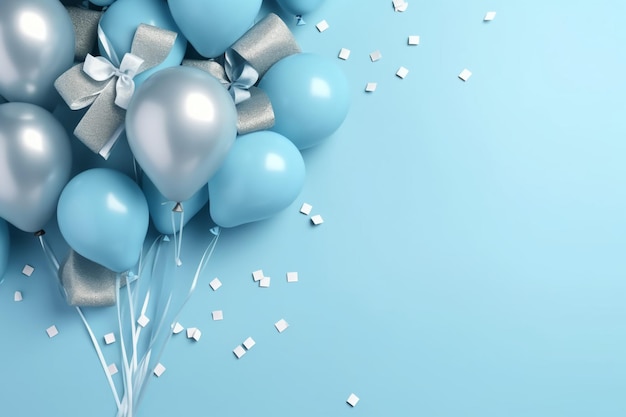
[[83, 53, 144, 110], [224, 50, 259, 104]]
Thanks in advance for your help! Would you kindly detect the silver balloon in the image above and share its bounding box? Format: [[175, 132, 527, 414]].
[[0, 0, 75, 109], [0, 103, 72, 233], [126, 66, 238, 202]]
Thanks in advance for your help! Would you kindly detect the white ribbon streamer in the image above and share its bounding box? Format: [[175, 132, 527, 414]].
[[83, 52, 144, 109]]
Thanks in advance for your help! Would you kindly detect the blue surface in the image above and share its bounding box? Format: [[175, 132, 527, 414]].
[[2, 1, 626, 416]]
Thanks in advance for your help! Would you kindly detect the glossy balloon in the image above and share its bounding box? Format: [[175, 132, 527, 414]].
[[276, 0, 325, 15], [0, 0, 75, 109], [99, 0, 187, 86], [168, 0, 262, 58], [57, 169, 149, 273], [90, 0, 115, 6], [259, 53, 350, 150], [0, 103, 72, 233], [209, 131, 306, 228], [0, 219, 9, 280], [142, 176, 208, 235], [126, 66, 238, 203]]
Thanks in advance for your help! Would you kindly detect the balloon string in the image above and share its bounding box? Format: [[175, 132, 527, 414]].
[[170, 209, 185, 266]]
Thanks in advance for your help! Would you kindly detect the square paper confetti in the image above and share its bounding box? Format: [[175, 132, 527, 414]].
[[104, 332, 116, 345], [365, 82, 377, 92], [243, 337, 256, 350], [186, 327, 197, 338], [46, 325, 59, 338], [22, 265, 34, 277], [286, 272, 298, 283], [153, 363, 166, 377], [259, 277, 271, 288], [192, 329, 201, 341], [316, 20, 329, 32], [408, 35, 420, 45], [209, 277, 222, 291], [458, 69, 472, 81], [233, 345, 246, 359], [14, 291, 22, 302], [338, 48, 351, 60], [300, 203, 313, 215], [108, 364, 118, 376], [369, 50, 382, 62], [274, 319, 289, 333], [172, 322, 184, 334], [393, 0, 408, 12], [396, 66, 409, 79], [484, 11, 496, 21], [212, 310, 223, 321], [311, 215, 324, 225], [347, 393, 360, 407], [137, 314, 150, 328], [252, 270, 264, 282]]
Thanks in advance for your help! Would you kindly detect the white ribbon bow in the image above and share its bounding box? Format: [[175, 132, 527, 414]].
[[82, 53, 144, 110], [224, 50, 259, 104]]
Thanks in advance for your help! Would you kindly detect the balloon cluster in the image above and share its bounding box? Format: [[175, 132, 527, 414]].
[[0, 0, 347, 290]]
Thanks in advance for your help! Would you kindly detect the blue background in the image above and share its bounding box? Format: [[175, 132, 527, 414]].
[[2, 1, 626, 416]]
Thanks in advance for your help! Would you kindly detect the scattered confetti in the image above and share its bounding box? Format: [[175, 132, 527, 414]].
[[209, 277, 222, 291], [243, 337, 256, 350], [369, 50, 382, 62], [233, 345, 246, 359], [14, 291, 22, 302], [484, 11, 496, 21], [316, 20, 329, 32], [274, 318, 289, 333], [259, 277, 271, 288], [192, 328, 202, 341], [286, 272, 298, 283], [365, 82, 377, 92], [408, 35, 420, 45], [252, 270, 264, 282], [186, 327, 197, 338], [393, 0, 408, 12], [108, 364, 118, 376], [311, 215, 324, 225], [153, 363, 166, 377], [22, 264, 34, 277], [137, 314, 150, 328], [396, 66, 409, 79], [212, 310, 223, 321], [300, 203, 313, 215], [46, 325, 59, 338], [458, 68, 472, 81], [172, 322, 184, 334], [347, 393, 360, 407], [104, 332, 116, 345], [338, 48, 351, 60]]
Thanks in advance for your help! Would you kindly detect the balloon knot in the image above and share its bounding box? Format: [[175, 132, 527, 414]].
[[296, 15, 306, 26], [172, 202, 183, 213], [34, 229, 46, 237]]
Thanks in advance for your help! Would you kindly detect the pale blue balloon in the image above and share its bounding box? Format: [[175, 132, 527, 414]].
[[0, 219, 9, 279], [259, 53, 350, 150], [57, 169, 149, 273], [90, 0, 115, 6], [142, 176, 208, 235], [208, 131, 305, 228], [168, 0, 262, 58], [98, 0, 187, 86], [276, 0, 325, 15]]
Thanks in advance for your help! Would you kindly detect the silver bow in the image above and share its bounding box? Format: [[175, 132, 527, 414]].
[[66, 6, 103, 62], [54, 24, 177, 159], [183, 13, 300, 135]]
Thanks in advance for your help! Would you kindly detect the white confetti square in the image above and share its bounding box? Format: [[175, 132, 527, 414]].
[[186, 327, 197, 338], [311, 215, 324, 225], [108, 363, 118, 376], [300, 203, 312, 215], [46, 325, 58, 338], [212, 310, 223, 321], [365, 82, 377, 92], [393, 0, 408, 12], [243, 337, 256, 350], [137, 314, 150, 328], [252, 270, 264, 282], [192, 328, 202, 341], [484, 11, 496, 21], [259, 277, 271, 288], [209, 277, 222, 291], [286, 272, 298, 283], [347, 393, 360, 407], [233, 345, 246, 358], [338, 48, 351, 60], [104, 332, 116, 345], [396, 66, 409, 79], [14, 291, 22, 302], [316, 20, 329, 32], [369, 50, 382, 62], [274, 318, 289, 333], [153, 363, 166, 377], [408, 35, 420, 45], [22, 264, 34, 277], [458, 69, 472, 81], [172, 322, 184, 334]]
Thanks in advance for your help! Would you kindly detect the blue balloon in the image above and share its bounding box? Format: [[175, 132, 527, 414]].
[[98, 0, 187, 86], [90, 0, 115, 6], [168, 0, 262, 58], [57, 169, 149, 273], [259, 53, 350, 150], [0, 219, 9, 279], [209, 131, 305, 228], [142, 176, 208, 235], [276, 0, 325, 15]]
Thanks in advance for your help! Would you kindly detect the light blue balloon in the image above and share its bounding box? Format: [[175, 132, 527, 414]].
[[259, 53, 350, 150], [57, 169, 149, 273], [90, 0, 115, 6], [142, 176, 208, 235], [209, 131, 305, 228], [168, 0, 262, 58], [276, 0, 325, 15], [0, 219, 9, 279], [98, 0, 187, 86]]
